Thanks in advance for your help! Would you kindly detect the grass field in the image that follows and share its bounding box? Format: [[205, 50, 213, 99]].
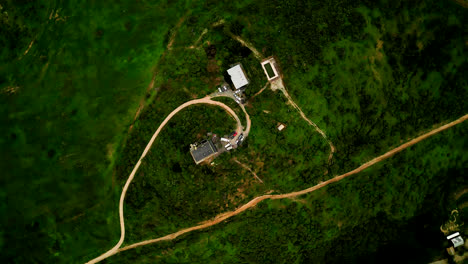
[[1, 0, 467, 263]]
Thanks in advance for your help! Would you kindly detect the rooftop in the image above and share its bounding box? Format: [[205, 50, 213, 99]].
[[227, 64, 249, 89], [190, 139, 218, 164]]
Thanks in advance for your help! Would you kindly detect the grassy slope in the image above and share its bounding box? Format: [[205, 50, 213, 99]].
[[1, 0, 466, 263], [0, 0, 191, 263]]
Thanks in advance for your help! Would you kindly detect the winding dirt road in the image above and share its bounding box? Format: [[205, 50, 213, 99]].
[[91, 113, 467, 263], [85, 96, 250, 264], [210, 92, 252, 138], [84, 21, 468, 263]]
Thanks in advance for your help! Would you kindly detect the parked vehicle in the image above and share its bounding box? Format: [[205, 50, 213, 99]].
[[217, 83, 231, 93], [229, 131, 238, 139], [236, 133, 244, 145]]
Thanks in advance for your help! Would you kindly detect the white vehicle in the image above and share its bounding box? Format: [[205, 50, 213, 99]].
[[221, 137, 230, 142], [225, 143, 231, 149], [236, 133, 244, 145]]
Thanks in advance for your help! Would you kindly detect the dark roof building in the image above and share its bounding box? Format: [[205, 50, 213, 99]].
[[190, 139, 218, 164]]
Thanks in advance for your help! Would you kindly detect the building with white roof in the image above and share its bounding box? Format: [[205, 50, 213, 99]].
[[227, 63, 249, 90], [277, 123, 286, 131], [261, 57, 280, 81]]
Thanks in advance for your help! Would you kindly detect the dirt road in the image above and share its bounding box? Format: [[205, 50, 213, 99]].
[[111, 113, 467, 258], [85, 96, 248, 264], [210, 92, 252, 138]]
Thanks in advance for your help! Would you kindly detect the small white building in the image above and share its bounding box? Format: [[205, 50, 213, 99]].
[[277, 123, 286, 131], [227, 63, 249, 90]]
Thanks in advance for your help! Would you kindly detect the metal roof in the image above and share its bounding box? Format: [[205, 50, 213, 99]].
[[227, 64, 249, 89], [190, 140, 218, 164], [447, 232, 460, 240]]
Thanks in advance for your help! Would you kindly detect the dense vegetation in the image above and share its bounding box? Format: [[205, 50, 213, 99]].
[[1, 0, 466, 263], [107, 123, 468, 264], [0, 0, 190, 262]]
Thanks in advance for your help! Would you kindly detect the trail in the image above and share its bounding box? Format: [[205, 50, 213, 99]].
[[21, 38, 35, 58], [128, 74, 157, 133], [210, 92, 252, 138], [187, 28, 208, 49], [227, 33, 263, 60], [226, 30, 334, 164], [167, 14, 188, 50], [210, 19, 262, 59], [85, 97, 249, 264], [250, 82, 270, 100], [274, 80, 336, 164], [85, 27, 468, 263], [129, 13, 188, 133], [109, 114, 467, 258], [232, 157, 264, 183]]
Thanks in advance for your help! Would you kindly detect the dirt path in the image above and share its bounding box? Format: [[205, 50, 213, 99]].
[[128, 74, 157, 133], [85, 27, 467, 263], [21, 38, 35, 58], [129, 13, 189, 134], [107, 114, 467, 259], [210, 93, 252, 138], [167, 14, 188, 50], [187, 28, 208, 49], [225, 30, 335, 164], [85, 97, 248, 264], [272, 79, 336, 165], [250, 82, 270, 100], [239, 103, 251, 137], [232, 157, 264, 183], [208, 19, 262, 59], [227, 33, 263, 60]]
